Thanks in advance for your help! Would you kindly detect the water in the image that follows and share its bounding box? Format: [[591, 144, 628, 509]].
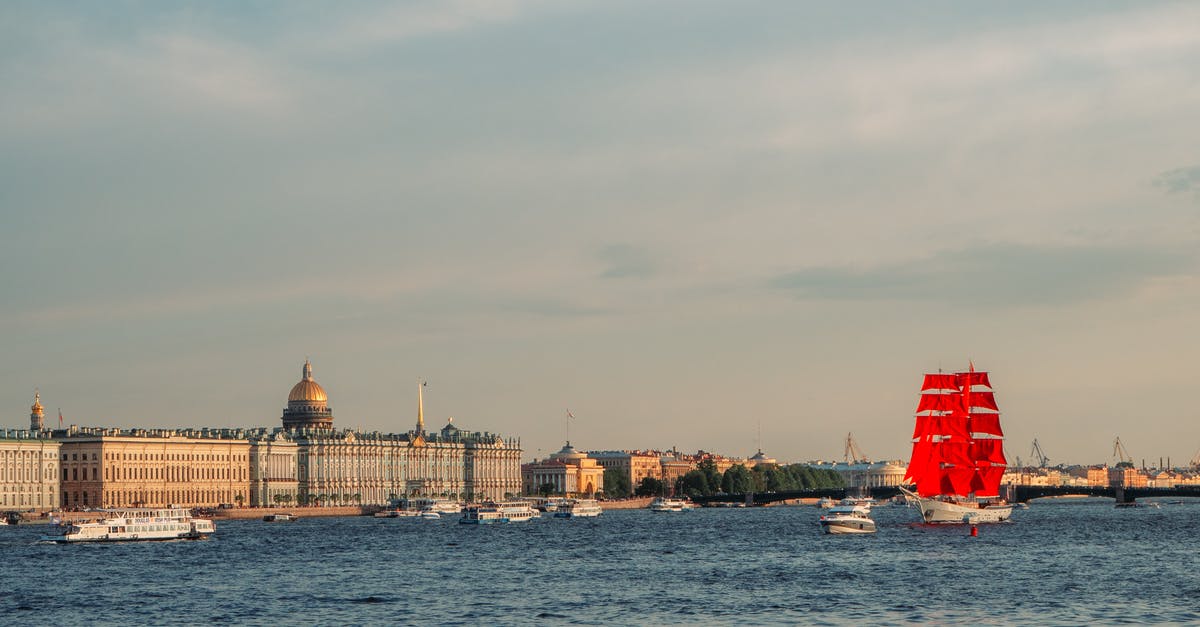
[[3, 500, 1199, 625]]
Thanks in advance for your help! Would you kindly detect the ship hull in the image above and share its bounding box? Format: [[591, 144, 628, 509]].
[[901, 487, 1012, 524]]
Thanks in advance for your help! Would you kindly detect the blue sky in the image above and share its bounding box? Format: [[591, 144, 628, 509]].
[[3, 1, 1200, 466]]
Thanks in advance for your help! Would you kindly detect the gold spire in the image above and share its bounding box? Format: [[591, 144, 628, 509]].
[[417, 381, 425, 433], [31, 389, 44, 415]]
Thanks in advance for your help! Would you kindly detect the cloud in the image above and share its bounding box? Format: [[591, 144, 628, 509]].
[[1155, 166, 1200, 196], [597, 244, 657, 279], [770, 242, 1193, 307]]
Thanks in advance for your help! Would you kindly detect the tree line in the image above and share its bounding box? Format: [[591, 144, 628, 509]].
[[603, 459, 844, 498]]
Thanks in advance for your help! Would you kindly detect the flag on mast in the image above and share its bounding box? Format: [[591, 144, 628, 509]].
[[58, 408, 63, 428]]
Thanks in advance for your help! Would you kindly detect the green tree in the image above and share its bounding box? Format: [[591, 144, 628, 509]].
[[234, 493, 244, 508], [678, 470, 711, 497], [538, 482, 557, 497], [698, 458, 722, 492], [603, 468, 631, 498], [722, 465, 755, 494], [634, 477, 664, 497]]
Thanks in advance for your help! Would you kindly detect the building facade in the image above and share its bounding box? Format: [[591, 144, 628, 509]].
[[1, 418, 60, 512], [247, 362, 523, 506], [56, 427, 251, 510], [522, 443, 605, 497], [588, 450, 662, 496]]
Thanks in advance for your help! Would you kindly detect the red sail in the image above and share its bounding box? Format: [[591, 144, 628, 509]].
[[907, 366, 1006, 498], [969, 412, 1004, 437], [956, 371, 991, 389], [974, 466, 1005, 497], [921, 374, 958, 391], [966, 391, 999, 411], [970, 439, 1008, 465], [916, 393, 964, 413]]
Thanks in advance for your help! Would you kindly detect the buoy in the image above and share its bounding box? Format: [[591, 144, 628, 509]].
[[970, 525, 978, 537]]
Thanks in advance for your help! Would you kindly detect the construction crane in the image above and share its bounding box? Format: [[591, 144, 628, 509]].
[[844, 432, 868, 465], [1113, 437, 1133, 466], [1030, 439, 1050, 468]]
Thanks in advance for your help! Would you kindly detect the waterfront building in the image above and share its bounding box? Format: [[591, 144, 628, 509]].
[[253, 362, 523, 505], [809, 460, 908, 488], [587, 450, 662, 496], [56, 427, 250, 510], [0, 395, 60, 510], [522, 442, 605, 497], [658, 453, 696, 495]]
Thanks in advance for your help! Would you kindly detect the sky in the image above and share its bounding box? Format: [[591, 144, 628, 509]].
[[3, 1, 1200, 467]]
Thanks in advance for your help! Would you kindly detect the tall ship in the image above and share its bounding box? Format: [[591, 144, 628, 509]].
[[901, 365, 1013, 524], [41, 507, 216, 543]]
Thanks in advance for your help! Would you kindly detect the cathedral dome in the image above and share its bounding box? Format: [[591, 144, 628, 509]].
[[282, 359, 334, 431], [288, 379, 328, 403], [288, 360, 328, 403]]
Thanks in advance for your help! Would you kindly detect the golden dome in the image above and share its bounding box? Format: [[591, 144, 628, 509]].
[[31, 390, 44, 415], [287, 360, 328, 403]]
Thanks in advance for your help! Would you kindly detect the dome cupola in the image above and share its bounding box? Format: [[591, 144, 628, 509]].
[[282, 359, 334, 430]]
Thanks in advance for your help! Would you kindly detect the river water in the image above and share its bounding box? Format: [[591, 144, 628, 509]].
[[2, 499, 1198, 625]]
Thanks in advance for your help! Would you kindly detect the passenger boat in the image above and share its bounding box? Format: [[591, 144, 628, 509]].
[[415, 499, 463, 516], [374, 509, 420, 518], [420, 511, 442, 520], [649, 497, 694, 512], [902, 365, 1013, 524], [553, 499, 603, 518], [263, 513, 298, 522], [459, 501, 539, 524], [41, 507, 215, 543], [819, 504, 877, 534]]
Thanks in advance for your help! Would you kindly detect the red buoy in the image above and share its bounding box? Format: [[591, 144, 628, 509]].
[[970, 525, 978, 537]]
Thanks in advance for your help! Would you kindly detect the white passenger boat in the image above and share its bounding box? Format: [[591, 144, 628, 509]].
[[374, 509, 421, 518], [416, 499, 463, 516], [263, 513, 298, 522], [41, 507, 215, 543], [459, 501, 539, 524], [553, 499, 603, 518], [819, 505, 877, 535], [649, 497, 694, 512], [420, 511, 442, 520]]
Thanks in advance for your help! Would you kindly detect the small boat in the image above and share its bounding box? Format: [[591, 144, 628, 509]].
[[414, 498, 463, 516], [649, 497, 695, 512], [1115, 501, 1160, 509], [40, 507, 214, 543], [460, 501, 539, 524], [553, 499, 603, 518], [374, 509, 421, 518], [420, 511, 441, 520], [263, 513, 298, 522], [819, 505, 877, 535]]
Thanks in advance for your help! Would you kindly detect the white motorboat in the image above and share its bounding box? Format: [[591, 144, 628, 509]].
[[414, 498, 463, 516], [819, 505, 877, 535], [41, 507, 215, 543], [263, 513, 299, 522], [460, 501, 539, 524], [553, 499, 603, 518], [649, 497, 694, 512]]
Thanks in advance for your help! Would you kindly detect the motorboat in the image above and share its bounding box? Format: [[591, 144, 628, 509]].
[[819, 505, 877, 535], [649, 497, 694, 512], [41, 507, 215, 543], [553, 499, 603, 518], [263, 513, 298, 522]]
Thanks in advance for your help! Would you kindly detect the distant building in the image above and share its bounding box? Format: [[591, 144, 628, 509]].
[[587, 450, 662, 496], [56, 427, 251, 510], [522, 442, 604, 497], [0, 398, 60, 511], [809, 460, 907, 488]]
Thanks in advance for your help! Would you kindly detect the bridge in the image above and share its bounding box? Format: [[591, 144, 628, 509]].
[[688, 484, 1200, 507]]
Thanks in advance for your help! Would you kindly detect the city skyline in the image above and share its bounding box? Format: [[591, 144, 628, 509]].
[[4, 2, 1200, 466]]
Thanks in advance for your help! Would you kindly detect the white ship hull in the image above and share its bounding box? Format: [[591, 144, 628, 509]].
[[901, 487, 1012, 524], [41, 508, 215, 543]]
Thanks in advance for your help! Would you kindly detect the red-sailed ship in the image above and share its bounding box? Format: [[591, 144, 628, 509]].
[[900, 364, 1013, 523]]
